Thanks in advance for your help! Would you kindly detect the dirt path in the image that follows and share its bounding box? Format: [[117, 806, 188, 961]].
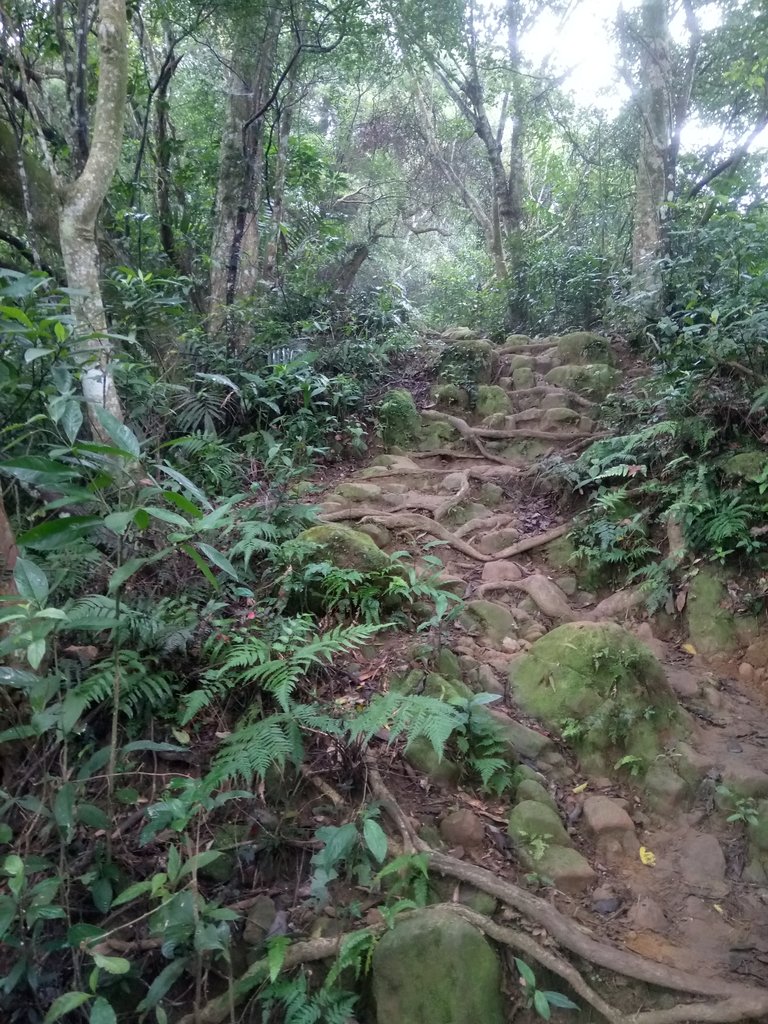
[[313, 333, 768, 997]]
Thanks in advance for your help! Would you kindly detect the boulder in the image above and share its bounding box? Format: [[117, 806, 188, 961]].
[[556, 332, 614, 366], [511, 622, 681, 770], [507, 354, 536, 370], [296, 524, 390, 573], [540, 407, 581, 430], [484, 710, 556, 763], [478, 482, 504, 507], [679, 833, 728, 896], [505, 334, 532, 346], [442, 327, 481, 341], [545, 364, 619, 400], [405, 737, 460, 787], [377, 389, 421, 448], [373, 909, 504, 1024], [685, 568, 739, 659], [583, 796, 638, 863], [420, 419, 459, 451], [475, 385, 511, 417], [644, 764, 688, 813], [439, 339, 498, 386], [356, 522, 392, 548], [243, 895, 277, 945]]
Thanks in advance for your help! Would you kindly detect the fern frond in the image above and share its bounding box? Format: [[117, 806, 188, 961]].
[[350, 693, 463, 757]]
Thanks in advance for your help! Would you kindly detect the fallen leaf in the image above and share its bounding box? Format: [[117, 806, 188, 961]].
[[681, 643, 697, 656], [675, 590, 687, 612], [572, 782, 588, 794], [639, 846, 656, 867], [713, 903, 723, 914]]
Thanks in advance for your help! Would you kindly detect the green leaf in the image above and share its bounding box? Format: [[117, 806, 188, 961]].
[[108, 549, 170, 593], [177, 850, 222, 880], [180, 543, 218, 588], [136, 956, 188, 1013], [0, 895, 16, 939], [145, 507, 192, 528], [61, 401, 83, 444], [534, 989, 552, 1020], [17, 515, 99, 550], [167, 846, 181, 885], [111, 879, 153, 907], [157, 465, 212, 509], [89, 997, 117, 1024], [103, 510, 139, 534], [162, 491, 203, 519], [13, 557, 49, 604], [25, 346, 54, 363], [53, 782, 76, 837], [43, 991, 91, 1023], [362, 819, 388, 863], [90, 877, 113, 913], [92, 952, 131, 975], [26, 639, 47, 669], [91, 406, 141, 459], [541, 991, 579, 1011], [515, 958, 537, 990], [266, 935, 291, 982], [195, 543, 238, 580], [77, 804, 110, 830], [0, 824, 11, 843]]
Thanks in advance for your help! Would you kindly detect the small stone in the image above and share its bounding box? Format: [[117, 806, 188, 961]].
[[739, 662, 755, 683], [746, 638, 768, 668], [512, 366, 535, 389], [478, 482, 504, 507], [475, 663, 504, 695], [440, 809, 486, 849], [481, 560, 523, 583], [679, 833, 728, 896], [666, 666, 701, 699], [461, 601, 517, 644], [591, 885, 622, 915], [627, 896, 668, 932], [541, 406, 580, 430]]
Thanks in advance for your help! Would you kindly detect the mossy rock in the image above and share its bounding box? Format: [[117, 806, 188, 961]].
[[475, 385, 511, 417], [543, 534, 576, 570], [442, 327, 481, 341], [419, 419, 460, 451], [507, 354, 536, 370], [512, 366, 535, 389], [372, 908, 504, 1024], [505, 334, 532, 345], [377, 389, 421, 448], [685, 568, 738, 659], [516, 778, 557, 809], [431, 383, 470, 411], [545, 363, 619, 400], [721, 451, 768, 482], [336, 481, 383, 502], [508, 800, 571, 849], [442, 500, 493, 528], [478, 482, 504, 507], [404, 736, 460, 787], [511, 622, 681, 770], [423, 673, 472, 702], [439, 339, 498, 386], [556, 332, 614, 366], [434, 648, 462, 679], [460, 600, 517, 643], [296, 524, 390, 574]]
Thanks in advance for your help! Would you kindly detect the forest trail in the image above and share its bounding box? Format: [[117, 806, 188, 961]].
[[310, 330, 768, 1002]]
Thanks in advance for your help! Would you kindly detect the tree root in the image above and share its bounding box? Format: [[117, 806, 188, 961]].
[[473, 574, 576, 621], [433, 471, 470, 523], [454, 512, 516, 539], [510, 385, 596, 409], [421, 411, 523, 464], [422, 409, 593, 444]]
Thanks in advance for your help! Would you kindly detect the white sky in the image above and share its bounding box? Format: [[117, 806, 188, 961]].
[[523, 0, 768, 153]]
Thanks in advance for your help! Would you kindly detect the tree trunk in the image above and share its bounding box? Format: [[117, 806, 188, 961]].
[[58, 0, 128, 432], [263, 63, 299, 284], [631, 0, 672, 315], [208, 8, 282, 344]]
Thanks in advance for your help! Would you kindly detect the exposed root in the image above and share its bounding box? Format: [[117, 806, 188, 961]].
[[498, 340, 555, 353], [365, 752, 418, 854], [423, 409, 592, 444], [487, 522, 570, 559], [454, 512, 516, 539], [300, 764, 345, 807], [510, 385, 596, 409], [433, 471, 470, 523], [587, 587, 646, 621], [473, 574, 576, 621]]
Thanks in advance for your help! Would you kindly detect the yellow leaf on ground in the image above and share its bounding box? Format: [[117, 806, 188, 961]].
[[572, 782, 588, 794], [639, 846, 656, 866], [681, 643, 697, 655]]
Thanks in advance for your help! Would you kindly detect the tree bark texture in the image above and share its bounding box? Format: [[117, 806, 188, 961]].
[[208, 8, 282, 342], [58, 0, 129, 431]]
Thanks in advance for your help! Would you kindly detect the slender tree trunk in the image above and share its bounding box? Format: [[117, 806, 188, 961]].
[[263, 63, 299, 284], [631, 0, 672, 315], [58, 0, 128, 432], [209, 8, 282, 343]]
